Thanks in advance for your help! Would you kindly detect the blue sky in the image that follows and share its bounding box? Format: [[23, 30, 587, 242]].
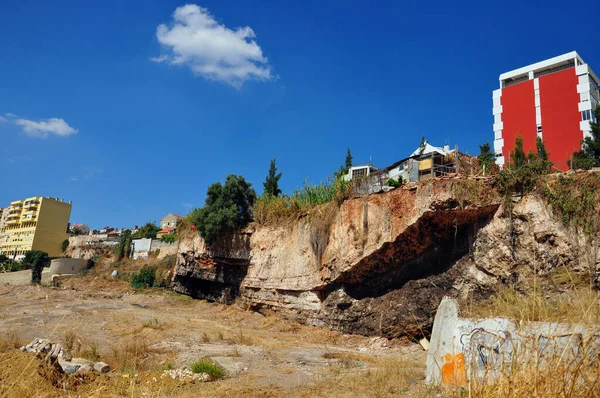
[[0, 0, 597, 229]]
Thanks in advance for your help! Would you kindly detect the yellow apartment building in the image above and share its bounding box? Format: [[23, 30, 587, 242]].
[[0, 197, 72, 258]]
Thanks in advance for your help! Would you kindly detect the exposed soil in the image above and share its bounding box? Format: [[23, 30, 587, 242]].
[[0, 273, 430, 397]]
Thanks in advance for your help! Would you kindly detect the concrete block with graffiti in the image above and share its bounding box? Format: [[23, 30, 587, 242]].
[[426, 297, 600, 385]]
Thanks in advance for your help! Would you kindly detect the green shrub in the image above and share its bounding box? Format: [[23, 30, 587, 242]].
[[21, 250, 50, 284], [130, 266, 156, 289], [386, 178, 401, 188], [190, 358, 226, 380], [160, 234, 177, 244], [61, 239, 69, 253], [9, 262, 21, 272]]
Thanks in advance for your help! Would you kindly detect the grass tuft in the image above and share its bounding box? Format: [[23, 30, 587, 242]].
[[190, 358, 226, 380]]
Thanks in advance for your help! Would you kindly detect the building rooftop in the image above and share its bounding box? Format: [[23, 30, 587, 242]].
[[499, 51, 599, 88]]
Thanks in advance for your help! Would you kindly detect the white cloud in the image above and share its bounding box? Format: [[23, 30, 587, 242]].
[[15, 117, 78, 138], [0, 116, 6, 123], [153, 4, 273, 88], [69, 168, 102, 183], [4, 113, 17, 118]]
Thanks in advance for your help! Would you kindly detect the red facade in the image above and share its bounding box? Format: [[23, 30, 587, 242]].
[[539, 68, 582, 170], [500, 68, 582, 171], [501, 80, 537, 164]]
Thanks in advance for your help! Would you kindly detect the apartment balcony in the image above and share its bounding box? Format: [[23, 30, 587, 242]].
[[5, 219, 19, 225], [22, 205, 38, 213]]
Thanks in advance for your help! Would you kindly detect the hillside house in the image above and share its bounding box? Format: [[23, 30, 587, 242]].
[[345, 141, 461, 195], [160, 214, 184, 230]]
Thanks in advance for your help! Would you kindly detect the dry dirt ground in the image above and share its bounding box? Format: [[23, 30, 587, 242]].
[[0, 272, 435, 397]]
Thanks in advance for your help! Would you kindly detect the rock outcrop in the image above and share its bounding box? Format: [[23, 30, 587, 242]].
[[171, 177, 593, 339], [172, 179, 502, 338]]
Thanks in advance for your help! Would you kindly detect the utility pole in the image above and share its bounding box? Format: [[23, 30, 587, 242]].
[[455, 145, 459, 175]]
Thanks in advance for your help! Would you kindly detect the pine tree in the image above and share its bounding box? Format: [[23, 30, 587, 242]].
[[510, 135, 526, 169], [536, 136, 548, 161], [334, 148, 353, 180], [344, 148, 353, 173], [417, 135, 426, 156], [477, 142, 496, 173], [263, 158, 282, 197]]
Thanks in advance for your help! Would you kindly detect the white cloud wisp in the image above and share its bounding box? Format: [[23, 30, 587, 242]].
[[15, 117, 78, 138], [152, 4, 273, 88]]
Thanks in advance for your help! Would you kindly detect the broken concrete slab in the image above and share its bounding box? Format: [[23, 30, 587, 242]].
[[426, 297, 600, 386], [94, 362, 111, 373]]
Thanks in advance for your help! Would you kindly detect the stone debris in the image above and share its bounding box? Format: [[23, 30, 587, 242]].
[[359, 336, 390, 352], [94, 361, 111, 373], [162, 368, 210, 382], [21, 338, 71, 361], [20, 338, 111, 375]]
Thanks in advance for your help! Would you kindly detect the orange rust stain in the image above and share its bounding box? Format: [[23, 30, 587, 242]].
[[441, 353, 467, 385]]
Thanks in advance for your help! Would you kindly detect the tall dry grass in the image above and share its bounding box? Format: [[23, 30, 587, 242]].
[[462, 272, 600, 398], [304, 357, 431, 397]]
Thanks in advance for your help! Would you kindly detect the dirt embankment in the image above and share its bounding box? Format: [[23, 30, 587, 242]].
[[172, 178, 508, 339]]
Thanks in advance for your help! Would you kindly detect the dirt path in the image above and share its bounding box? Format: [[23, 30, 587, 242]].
[[0, 279, 430, 397]]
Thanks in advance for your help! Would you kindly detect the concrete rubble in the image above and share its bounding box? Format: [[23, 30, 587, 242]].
[[426, 297, 600, 386], [20, 338, 111, 375], [162, 368, 210, 382]]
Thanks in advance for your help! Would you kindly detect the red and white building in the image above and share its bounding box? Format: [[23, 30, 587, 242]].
[[493, 51, 599, 170]]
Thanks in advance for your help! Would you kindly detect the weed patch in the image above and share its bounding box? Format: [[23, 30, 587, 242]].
[[190, 358, 226, 380], [131, 266, 156, 288]]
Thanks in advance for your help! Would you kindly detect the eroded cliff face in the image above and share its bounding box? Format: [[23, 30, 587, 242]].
[[172, 179, 509, 337], [171, 177, 595, 339]]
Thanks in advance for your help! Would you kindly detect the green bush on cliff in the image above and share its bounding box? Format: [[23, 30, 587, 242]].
[[254, 177, 351, 224], [188, 175, 256, 245]]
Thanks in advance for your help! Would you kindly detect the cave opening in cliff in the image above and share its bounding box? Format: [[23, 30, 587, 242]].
[[334, 207, 498, 300]]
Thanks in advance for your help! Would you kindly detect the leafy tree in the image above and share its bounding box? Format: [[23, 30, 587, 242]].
[[573, 104, 600, 169], [22, 250, 50, 284], [572, 149, 594, 170], [263, 158, 282, 197], [0, 254, 8, 264], [116, 229, 132, 260], [189, 175, 257, 245], [509, 135, 526, 169], [477, 142, 496, 173], [133, 222, 160, 239]]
